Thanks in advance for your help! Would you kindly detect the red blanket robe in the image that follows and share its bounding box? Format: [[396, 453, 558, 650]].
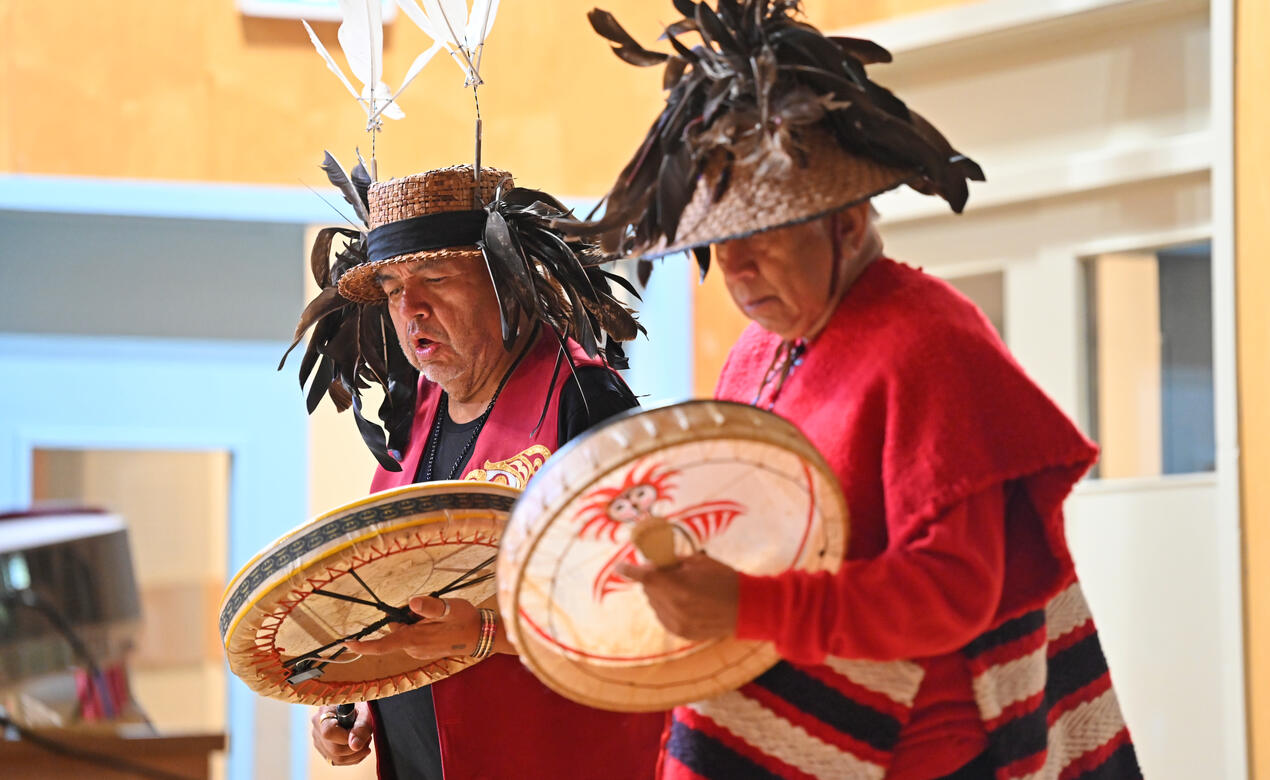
[[369, 333, 664, 780], [661, 258, 1141, 779]]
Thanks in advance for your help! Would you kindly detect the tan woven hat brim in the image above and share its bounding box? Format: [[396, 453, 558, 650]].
[[337, 166, 510, 304], [339, 247, 486, 304], [639, 130, 916, 260]]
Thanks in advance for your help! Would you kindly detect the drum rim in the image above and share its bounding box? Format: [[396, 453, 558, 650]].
[[219, 480, 518, 642], [529, 399, 808, 493], [219, 508, 506, 647], [223, 513, 504, 705], [221, 480, 515, 600]]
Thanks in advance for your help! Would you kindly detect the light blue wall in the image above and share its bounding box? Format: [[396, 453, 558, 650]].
[[0, 174, 358, 224], [0, 178, 697, 779], [622, 254, 696, 407], [559, 198, 695, 408], [0, 334, 310, 780], [0, 174, 341, 780]]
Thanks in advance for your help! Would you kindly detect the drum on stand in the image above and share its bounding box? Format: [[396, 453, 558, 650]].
[[219, 481, 518, 706], [498, 400, 848, 712]]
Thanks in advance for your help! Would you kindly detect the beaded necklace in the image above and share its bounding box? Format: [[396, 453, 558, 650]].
[[750, 338, 807, 411]]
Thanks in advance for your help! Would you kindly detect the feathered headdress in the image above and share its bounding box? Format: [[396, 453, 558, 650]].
[[282, 3, 641, 471], [556, 0, 985, 277], [282, 164, 642, 471]]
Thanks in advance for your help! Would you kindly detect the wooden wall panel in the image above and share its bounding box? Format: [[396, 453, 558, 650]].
[[1, 1, 970, 191], [1, 1, 670, 195], [0, 0, 13, 170], [1238, 0, 1270, 774]]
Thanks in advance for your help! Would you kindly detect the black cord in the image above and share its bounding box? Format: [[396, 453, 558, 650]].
[[0, 713, 197, 780], [2, 590, 101, 678], [428, 553, 498, 598], [282, 551, 498, 680], [0, 590, 158, 726]]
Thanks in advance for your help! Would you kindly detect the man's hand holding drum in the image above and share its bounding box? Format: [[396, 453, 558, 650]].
[[616, 554, 739, 641], [310, 702, 372, 767], [343, 596, 514, 661]]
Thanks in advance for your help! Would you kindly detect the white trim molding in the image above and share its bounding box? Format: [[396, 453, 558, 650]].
[[837, 0, 1207, 61], [875, 132, 1212, 225], [0, 174, 358, 225]]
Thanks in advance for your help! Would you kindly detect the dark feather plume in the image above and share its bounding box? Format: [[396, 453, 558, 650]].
[[321, 152, 370, 225], [286, 158, 644, 470], [481, 187, 644, 362], [588, 9, 669, 67], [692, 245, 711, 281], [560, 0, 984, 266], [280, 154, 414, 472], [637, 259, 654, 288]]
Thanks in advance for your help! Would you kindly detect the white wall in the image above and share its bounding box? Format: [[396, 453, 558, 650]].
[[849, 1, 1239, 776]]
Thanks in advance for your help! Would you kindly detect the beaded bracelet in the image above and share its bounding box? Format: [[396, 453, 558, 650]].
[[470, 608, 497, 659]]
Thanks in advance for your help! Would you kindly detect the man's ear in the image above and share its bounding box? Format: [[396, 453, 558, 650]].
[[833, 201, 873, 251]]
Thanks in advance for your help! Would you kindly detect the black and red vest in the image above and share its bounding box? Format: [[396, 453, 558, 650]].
[[369, 334, 664, 780]]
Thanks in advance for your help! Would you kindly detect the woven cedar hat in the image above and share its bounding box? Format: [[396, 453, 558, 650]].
[[560, 0, 984, 268], [337, 165, 509, 303], [281, 1, 641, 473], [643, 128, 914, 259]]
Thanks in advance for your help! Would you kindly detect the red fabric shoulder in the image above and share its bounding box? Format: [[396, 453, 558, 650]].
[[718, 258, 1097, 623]]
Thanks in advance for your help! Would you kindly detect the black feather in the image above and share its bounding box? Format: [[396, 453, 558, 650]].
[[279, 286, 347, 368], [637, 259, 654, 288], [350, 162, 372, 213], [306, 355, 335, 414], [656, 144, 696, 243], [352, 391, 401, 471], [695, 2, 739, 53], [692, 245, 711, 282], [672, 0, 698, 19], [829, 36, 893, 65], [600, 269, 643, 300], [321, 152, 370, 225], [588, 9, 669, 67]]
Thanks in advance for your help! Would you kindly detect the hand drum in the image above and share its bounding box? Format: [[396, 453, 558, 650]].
[[219, 481, 517, 705], [497, 401, 847, 712]]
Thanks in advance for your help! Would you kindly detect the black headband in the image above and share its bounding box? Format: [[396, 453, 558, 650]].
[[365, 210, 487, 264]]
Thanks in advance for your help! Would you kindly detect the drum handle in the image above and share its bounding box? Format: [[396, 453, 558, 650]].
[[630, 516, 679, 569], [335, 703, 357, 729]]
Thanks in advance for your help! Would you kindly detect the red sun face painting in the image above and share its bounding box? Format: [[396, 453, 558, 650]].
[[576, 461, 744, 601]]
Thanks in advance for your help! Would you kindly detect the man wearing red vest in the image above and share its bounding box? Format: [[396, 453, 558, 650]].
[[290, 163, 664, 779], [568, 2, 1144, 779]]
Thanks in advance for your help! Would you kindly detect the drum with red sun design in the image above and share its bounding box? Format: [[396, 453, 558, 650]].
[[219, 481, 516, 705], [498, 400, 848, 713]]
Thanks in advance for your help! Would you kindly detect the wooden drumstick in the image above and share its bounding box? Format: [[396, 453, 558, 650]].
[[630, 516, 678, 569]]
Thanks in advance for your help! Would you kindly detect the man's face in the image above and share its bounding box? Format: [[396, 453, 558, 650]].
[[377, 257, 505, 394], [714, 217, 838, 341]]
